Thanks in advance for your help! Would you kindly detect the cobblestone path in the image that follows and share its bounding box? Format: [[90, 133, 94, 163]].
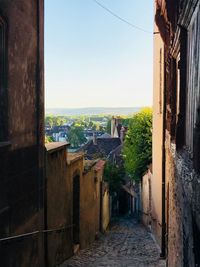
[[60, 217, 166, 267]]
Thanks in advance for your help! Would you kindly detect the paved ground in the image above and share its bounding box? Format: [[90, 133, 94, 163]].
[[60, 217, 166, 267]]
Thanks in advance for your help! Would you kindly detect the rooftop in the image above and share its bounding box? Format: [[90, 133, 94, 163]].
[[67, 152, 84, 164], [80, 138, 121, 160]]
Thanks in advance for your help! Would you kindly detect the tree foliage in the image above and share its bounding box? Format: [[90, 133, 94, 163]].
[[123, 108, 152, 181], [45, 115, 66, 127], [68, 125, 87, 148], [45, 135, 54, 143], [106, 119, 111, 134], [103, 162, 125, 194]]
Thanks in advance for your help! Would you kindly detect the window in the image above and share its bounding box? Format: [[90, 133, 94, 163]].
[[185, 6, 200, 154], [176, 28, 187, 150], [0, 15, 8, 142]]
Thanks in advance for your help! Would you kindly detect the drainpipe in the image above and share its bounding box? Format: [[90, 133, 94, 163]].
[[160, 50, 166, 259]]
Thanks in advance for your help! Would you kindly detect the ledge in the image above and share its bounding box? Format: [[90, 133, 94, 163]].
[[67, 152, 84, 165], [0, 141, 11, 149], [83, 160, 97, 174], [45, 142, 70, 154]]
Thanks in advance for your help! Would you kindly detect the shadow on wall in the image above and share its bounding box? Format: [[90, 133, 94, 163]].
[[45, 143, 110, 266]]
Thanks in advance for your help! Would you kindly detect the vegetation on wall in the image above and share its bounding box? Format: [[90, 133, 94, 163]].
[[123, 108, 152, 181], [45, 135, 54, 143]]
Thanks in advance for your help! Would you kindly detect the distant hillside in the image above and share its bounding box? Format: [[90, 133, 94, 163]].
[[45, 107, 143, 116]]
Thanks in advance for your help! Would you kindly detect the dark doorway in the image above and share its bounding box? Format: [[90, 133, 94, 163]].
[[73, 174, 80, 245], [192, 217, 200, 266]]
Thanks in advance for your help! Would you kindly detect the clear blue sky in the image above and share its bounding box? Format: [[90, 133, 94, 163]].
[[45, 0, 154, 108]]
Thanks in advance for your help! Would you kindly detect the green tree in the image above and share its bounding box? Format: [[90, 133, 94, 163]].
[[104, 162, 125, 194], [123, 108, 152, 181], [45, 135, 54, 143], [106, 118, 111, 134], [45, 115, 54, 128], [68, 125, 87, 148]]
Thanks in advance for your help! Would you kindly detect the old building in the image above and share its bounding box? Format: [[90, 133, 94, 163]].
[[152, 0, 200, 266], [80, 136, 121, 160], [0, 1, 44, 266], [45, 143, 110, 266], [0, 2, 110, 266]]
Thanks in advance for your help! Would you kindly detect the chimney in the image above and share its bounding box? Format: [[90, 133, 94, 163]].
[[120, 127, 125, 143], [111, 116, 115, 137], [93, 132, 97, 145]]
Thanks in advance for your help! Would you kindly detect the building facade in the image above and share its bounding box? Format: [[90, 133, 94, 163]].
[[153, 0, 200, 266], [0, 1, 44, 266]]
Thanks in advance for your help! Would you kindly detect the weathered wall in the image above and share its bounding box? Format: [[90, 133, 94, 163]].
[[0, 1, 44, 266], [152, 13, 164, 248], [141, 170, 151, 228], [165, 138, 200, 267], [66, 156, 106, 251], [154, 1, 200, 266], [80, 164, 101, 249], [101, 182, 110, 232], [165, 142, 184, 267], [45, 143, 73, 267], [67, 152, 84, 251]]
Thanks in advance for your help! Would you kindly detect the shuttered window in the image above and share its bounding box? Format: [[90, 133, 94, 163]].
[[185, 5, 200, 154]]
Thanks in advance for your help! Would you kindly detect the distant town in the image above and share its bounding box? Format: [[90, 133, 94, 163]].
[[45, 107, 142, 116], [45, 107, 141, 149]]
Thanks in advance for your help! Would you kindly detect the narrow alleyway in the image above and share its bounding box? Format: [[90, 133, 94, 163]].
[[60, 217, 166, 267]]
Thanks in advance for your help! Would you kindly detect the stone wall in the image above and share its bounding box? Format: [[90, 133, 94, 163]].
[[166, 139, 200, 267]]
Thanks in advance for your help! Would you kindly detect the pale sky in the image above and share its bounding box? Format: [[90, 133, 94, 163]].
[[45, 0, 154, 108]]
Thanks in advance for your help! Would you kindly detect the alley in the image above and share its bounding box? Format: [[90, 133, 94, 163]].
[[60, 217, 166, 267]]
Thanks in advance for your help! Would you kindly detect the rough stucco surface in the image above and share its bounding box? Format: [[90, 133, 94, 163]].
[[0, 1, 44, 266], [152, 15, 164, 249], [165, 145, 183, 267], [165, 142, 200, 267], [141, 171, 151, 228], [101, 183, 110, 232], [80, 167, 101, 249], [46, 146, 73, 267], [153, 1, 200, 266]]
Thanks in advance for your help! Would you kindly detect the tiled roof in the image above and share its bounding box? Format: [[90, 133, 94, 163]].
[[80, 138, 121, 160], [98, 133, 111, 139], [107, 144, 124, 166]]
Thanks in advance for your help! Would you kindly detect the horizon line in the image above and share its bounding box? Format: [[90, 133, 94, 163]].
[[45, 106, 150, 109]]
